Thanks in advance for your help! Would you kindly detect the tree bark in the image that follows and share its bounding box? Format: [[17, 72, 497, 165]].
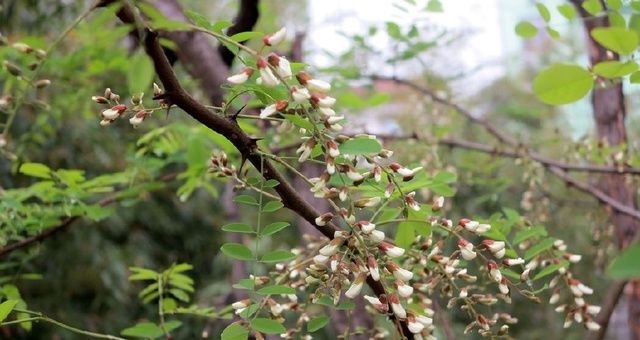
[[571, 1, 640, 339]]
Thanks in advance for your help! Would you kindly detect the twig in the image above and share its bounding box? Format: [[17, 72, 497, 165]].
[[587, 280, 627, 340], [374, 76, 640, 222]]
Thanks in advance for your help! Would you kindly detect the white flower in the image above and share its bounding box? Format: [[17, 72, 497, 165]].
[[363, 295, 381, 305], [475, 223, 491, 233], [307, 78, 331, 93], [457, 239, 476, 261], [388, 263, 413, 282], [313, 254, 329, 265], [257, 58, 279, 86], [312, 94, 336, 107], [586, 305, 601, 315], [369, 230, 385, 243], [291, 86, 311, 103], [407, 316, 425, 334], [503, 257, 525, 266], [129, 113, 145, 127], [549, 289, 560, 304], [416, 315, 433, 326], [263, 27, 287, 46], [347, 168, 364, 182], [368, 256, 380, 281], [326, 140, 340, 157], [358, 221, 376, 234], [488, 261, 502, 282], [586, 320, 601, 331], [345, 274, 366, 299], [566, 253, 582, 263], [101, 104, 126, 120], [227, 67, 253, 84], [319, 238, 344, 256], [232, 299, 251, 310], [389, 294, 406, 319], [396, 280, 414, 298], [499, 280, 509, 295], [268, 54, 292, 79], [260, 103, 277, 119], [318, 107, 335, 117], [379, 242, 405, 258]]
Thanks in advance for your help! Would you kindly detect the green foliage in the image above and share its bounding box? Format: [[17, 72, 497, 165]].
[[609, 244, 640, 279], [515, 21, 538, 38], [590, 27, 639, 55], [532, 64, 592, 105]]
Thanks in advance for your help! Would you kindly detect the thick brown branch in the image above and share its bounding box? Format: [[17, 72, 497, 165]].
[[218, 0, 260, 67]]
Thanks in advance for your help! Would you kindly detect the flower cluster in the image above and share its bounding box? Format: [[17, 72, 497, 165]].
[[90, 83, 166, 128]]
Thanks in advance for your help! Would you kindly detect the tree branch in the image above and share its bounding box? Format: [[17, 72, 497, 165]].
[[218, 0, 260, 67], [587, 280, 627, 340], [374, 76, 640, 222]]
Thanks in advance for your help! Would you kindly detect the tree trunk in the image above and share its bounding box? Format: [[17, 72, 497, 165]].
[[571, 1, 640, 339]]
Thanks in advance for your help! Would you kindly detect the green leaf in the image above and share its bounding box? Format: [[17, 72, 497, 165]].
[[524, 238, 555, 260], [513, 226, 548, 245], [0, 300, 18, 323], [593, 61, 639, 78], [121, 322, 164, 339], [386, 22, 403, 40], [557, 4, 576, 20], [127, 50, 154, 93], [546, 27, 560, 39], [591, 27, 639, 55], [533, 260, 569, 280], [609, 11, 626, 28], [230, 31, 263, 43], [163, 320, 182, 333], [232, 278, 255, 290], [515, 21, 538, 38], [261, 222, 290, 236], [221, 322, 249, 340], [536, 3, 551, 22], [221, 243, 254, 261], [395, 221, 415, 250], [260, 250, 296, 263], [434, 171, 457, 183], [308, 316, 330, 332], [169, 289, 190, 302], [263, 179, 280, 188], [234, 194, 259, 206], [609, 243, 640, 279], [281, 114, 314, 131], [129, 267, 158, 281], [250, 318, 286, 335], [19, 163, 51, 179], [211, 20, 233, 33], [630, 71, 640, 83], [256, 285, 296, 295], [222, 223, 255, 233], [582, 0, 603, 16], [262, 201, 284, 213], [533, 64, 593, 105], [630, 14, 640, 36], [606, 0, 623, 10], [339, 138, 382, 155], [425, 0, 443, 12]]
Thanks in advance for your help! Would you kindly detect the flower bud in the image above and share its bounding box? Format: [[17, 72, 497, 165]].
[[263, 27, 287, 46]]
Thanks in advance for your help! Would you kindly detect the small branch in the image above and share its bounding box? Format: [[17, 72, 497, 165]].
[[0, 173, 178, 259], [587, 280, 627, 340], [6, 309, 125, 340], [375, 76, 640, 223], [218, 0, 260, 67]]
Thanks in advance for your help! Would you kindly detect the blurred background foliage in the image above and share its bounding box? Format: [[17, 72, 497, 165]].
[[0, 0, 637, 339]]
